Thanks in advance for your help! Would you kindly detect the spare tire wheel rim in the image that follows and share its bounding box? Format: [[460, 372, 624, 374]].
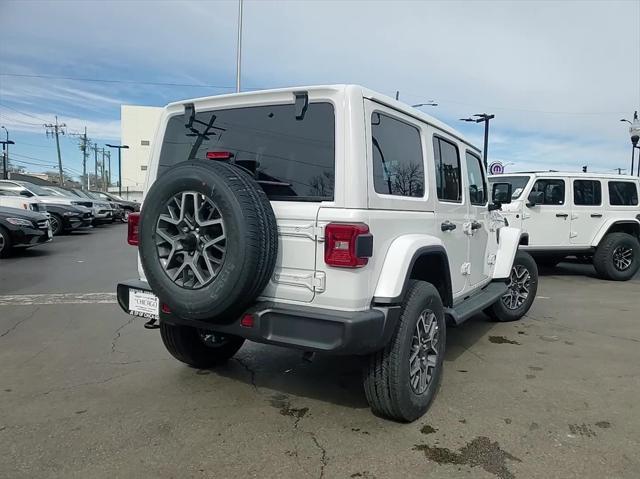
[[502, 264, 530, 310], [612, 245, 633, 271], [155, 191, 226, 289], [409, 309, 440, 395]]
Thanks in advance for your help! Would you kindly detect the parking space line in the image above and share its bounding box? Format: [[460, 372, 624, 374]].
[[0, 293, 117, 306]]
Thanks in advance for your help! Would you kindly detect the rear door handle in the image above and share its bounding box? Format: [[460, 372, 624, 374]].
[[556, 213, 568, 218], [590, 213, 603, 218], [471, 220, 482, 230], [441, 221, 457, 232]]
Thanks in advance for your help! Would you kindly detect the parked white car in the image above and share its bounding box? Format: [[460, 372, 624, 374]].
[[116, 85, 537, 422], [489, 172, 640, 280], [0, 188, 47, 213]]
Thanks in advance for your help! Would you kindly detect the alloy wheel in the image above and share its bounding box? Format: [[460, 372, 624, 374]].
[[409, 309, 440, 395], [155, 191, 226, 289], [50, 216, 59, 234], [502, 265, 531, 310], [612, 246, 633, 271], [0, 234, 5, 253]]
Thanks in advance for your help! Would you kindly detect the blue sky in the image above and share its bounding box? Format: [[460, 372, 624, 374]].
[[1, 0, 639, 182]]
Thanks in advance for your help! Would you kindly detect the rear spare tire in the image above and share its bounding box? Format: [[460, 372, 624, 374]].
[[139, 160, 278, 321]]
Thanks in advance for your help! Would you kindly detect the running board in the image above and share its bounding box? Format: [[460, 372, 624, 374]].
[[445, 281, 508, 325]]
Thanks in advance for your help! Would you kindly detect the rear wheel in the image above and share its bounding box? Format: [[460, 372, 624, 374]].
[[49, 213, 63, 236], [0, 226, 11, 258], [363, 281, 445, 422], [485, 251, 538, 322], [160, 322, 245, 368], [593, 232, 640, 281]]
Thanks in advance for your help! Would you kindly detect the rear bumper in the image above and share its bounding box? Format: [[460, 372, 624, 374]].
[[117, 279, 399, 355]]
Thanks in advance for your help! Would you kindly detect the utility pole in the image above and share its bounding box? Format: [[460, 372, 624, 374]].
[[1, 126, 15, 180], [71, 127, 90, 189], [460, 113, 495, 169], [106, 150, 111, 190], [101, 148, 106, 191], [236, 0, 243, 93], [44, 116, 67, 185], [91, 142, 99, 190]]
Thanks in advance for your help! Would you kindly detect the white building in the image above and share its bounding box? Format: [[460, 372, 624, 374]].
[[119, 105, 164, 201]]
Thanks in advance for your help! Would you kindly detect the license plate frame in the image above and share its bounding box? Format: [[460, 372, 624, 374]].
[[128, 288, 159, 320]]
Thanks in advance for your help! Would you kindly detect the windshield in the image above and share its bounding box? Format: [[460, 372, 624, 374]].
[[43, 187, 73, 197], [489, 175, 531, 199], [159, 102, 336, 201], [17, 182, 51, 196]]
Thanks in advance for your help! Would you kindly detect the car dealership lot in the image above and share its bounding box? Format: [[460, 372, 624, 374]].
[[0, 226, 638, 479]]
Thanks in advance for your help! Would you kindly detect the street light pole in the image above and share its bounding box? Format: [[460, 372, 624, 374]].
[[0, 126, 14, 180], [460, 113, 495, 169], [236, 0, 243, 93], [106, 144, 129, 197], [622, 112, 640, 176]]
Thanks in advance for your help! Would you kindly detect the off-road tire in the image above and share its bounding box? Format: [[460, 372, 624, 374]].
[[593, 232, 640, 281], [363, 281, 446, 422], [139, 160, 278, 322], [49, 213, 63, 236], [0, 226, 11, 258], [485, 251, 538, 322], [160, 322, 244, 368]]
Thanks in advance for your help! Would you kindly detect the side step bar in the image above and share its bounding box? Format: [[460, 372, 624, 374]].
[[444, 281, 508, 325]]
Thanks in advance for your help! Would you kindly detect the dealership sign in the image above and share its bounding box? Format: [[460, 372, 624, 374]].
[[488, 162, 504, 175]]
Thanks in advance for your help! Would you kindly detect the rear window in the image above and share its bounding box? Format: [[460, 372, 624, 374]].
[[608, 181, 638, 206], [488, 175, 531, 199], [159, 103, 335, 201]]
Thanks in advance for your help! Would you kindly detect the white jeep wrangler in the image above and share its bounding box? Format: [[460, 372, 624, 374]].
[[489, 172, 640, 281], [117, 85, 537, 422]]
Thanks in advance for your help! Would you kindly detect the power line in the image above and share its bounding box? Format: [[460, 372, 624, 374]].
[[0, 112, 43, 127], [0, 103, 51, 122], [0, 72, 238, 90]]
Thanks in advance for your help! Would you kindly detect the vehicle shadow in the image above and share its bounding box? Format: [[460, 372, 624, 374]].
[[205, 314, 497, 410], [537, 259, 598, 279], [3, 247, 51, 259]]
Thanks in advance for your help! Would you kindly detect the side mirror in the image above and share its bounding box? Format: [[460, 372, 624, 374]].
[[20, 190, 34, 198], [527, 190, 544, 207], [491, 183, 512, 204]]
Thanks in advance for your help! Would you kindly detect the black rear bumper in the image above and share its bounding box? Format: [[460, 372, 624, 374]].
[[117, 279, 399, 355]]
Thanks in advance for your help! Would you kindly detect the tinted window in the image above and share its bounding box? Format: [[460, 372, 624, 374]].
[[573, 180, 601, 205], [159, 103, 335, 201], [608, 181, 638, 206], [465, 151, 486, 205], [433, 137, 462, 202], [488, 175, 531, 199], [371, 112, 424, 197], [531, 179, 565, 205]]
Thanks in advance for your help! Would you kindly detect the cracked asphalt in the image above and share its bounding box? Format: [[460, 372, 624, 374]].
[[1, 224, 639, 478]]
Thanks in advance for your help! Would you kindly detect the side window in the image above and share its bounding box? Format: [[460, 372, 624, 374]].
[[371, 112, 424, 197], [433, 136, 462, 202], [531, 179, 565, 205], [573, 180, 601, 206], [608, 181, 638, 206], [465, 151, 486, 205]]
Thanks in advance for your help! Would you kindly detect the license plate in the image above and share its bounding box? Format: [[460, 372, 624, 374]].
[[129, 289, 159, 320]]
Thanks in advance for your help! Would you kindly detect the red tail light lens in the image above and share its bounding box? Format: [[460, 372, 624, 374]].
[[240, 314, 255, 328], [206, 151, 234, 160], [324, 223, 372, 268], [127, 212, 140, 246]]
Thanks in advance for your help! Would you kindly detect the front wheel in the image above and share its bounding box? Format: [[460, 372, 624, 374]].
[[49, 213, 63, 236], [160, 322, 245, 368], [363, 280, 446, 422], [0, 226, 11, 258], [593, 233, 640, 281], [485, 251, 538, 322]]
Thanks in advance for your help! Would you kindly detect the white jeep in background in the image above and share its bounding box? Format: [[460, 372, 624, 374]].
[[489, 172, 640, 280], [117, 85, 537, 422]]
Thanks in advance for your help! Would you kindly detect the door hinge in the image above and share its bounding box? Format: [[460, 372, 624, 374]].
[[571, 214, 579, 220], [312, 272, 326, 292], [570, 231, 578, 239], [487, 254, 496, 265], [461, 262, 471, 276]]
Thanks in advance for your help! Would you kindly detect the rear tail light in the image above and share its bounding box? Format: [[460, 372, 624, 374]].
[[161, 303, 171, 314], [206, 151, 234, 160], [324, 223, 373, 268], [240, 314, 255, 328], [127, 212, 140, 246]]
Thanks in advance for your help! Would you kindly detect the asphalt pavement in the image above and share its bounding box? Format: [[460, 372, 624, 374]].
[[1, 225, 639, 478]]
